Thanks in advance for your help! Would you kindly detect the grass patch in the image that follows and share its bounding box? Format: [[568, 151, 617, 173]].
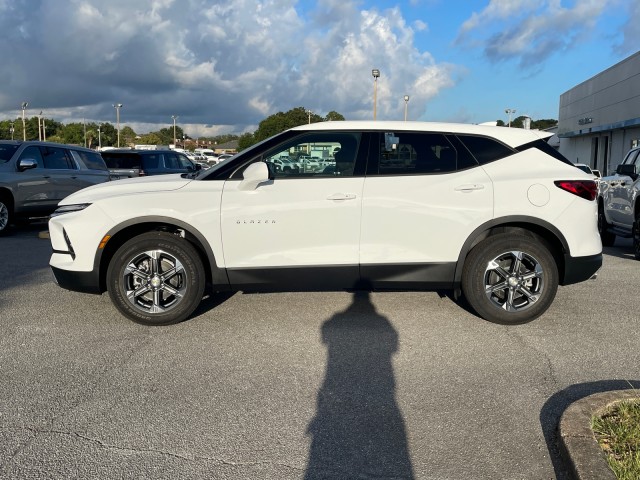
[[592, 399, 640, 479]]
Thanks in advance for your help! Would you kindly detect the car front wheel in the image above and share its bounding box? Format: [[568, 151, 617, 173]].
[[107, 232, 205, 326], [461, 233, 559, 325], [0, 196, 13, 235]]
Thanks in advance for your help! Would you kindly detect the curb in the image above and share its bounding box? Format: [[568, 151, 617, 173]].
[[558, 389, 640, 480]]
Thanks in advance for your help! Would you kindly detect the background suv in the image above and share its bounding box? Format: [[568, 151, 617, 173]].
[[48, 121, 601, 326], [101, 149, 200, 179], [0, 140, 110, 234], [597, 146, 640, 258]]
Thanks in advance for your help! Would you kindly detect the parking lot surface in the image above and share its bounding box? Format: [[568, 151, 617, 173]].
[[1, 225, 639, 479]]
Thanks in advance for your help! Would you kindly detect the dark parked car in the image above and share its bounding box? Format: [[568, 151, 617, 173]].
[[0, 140, 110, 234], [100, 149, 201, 179]]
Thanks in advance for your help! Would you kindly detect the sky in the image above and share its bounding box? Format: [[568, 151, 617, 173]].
[[1, 0, 639, 138]]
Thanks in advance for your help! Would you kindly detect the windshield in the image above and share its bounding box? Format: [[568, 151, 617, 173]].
[[0, 144, 19, 163]]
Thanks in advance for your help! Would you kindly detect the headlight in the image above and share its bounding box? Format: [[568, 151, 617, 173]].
[[50, 203, 92, 218]]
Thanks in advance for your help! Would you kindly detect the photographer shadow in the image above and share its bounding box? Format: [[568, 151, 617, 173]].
[[305, 291, 414, 479]]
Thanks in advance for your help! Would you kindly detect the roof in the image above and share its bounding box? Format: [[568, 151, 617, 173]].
[[291, 121, 552, 148]]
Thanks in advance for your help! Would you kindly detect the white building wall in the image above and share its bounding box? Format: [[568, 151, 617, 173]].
[[558, 51, 640, 176]]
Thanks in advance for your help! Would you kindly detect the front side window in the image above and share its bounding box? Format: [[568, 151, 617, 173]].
[[262, 132, 361, 178], [17, 146, 45, 168]]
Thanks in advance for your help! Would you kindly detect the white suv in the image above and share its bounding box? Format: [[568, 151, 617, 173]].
[[48, 121, 602, 326]]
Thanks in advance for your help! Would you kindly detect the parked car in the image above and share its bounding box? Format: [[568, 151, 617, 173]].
[[100, 149, 201, 178], [48, 121, 601, 326], [597, 146, 640, 257], [574, 163, 601, 179], [0, 140, 110, 234]]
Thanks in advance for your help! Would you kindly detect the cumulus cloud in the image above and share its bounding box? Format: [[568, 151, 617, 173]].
[[616, 1, 640, 55], [0, 0, 457, 135], [456, 0, 614, 68]]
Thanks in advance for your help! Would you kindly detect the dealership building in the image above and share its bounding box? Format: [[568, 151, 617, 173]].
[[557, 50, 640, 176]]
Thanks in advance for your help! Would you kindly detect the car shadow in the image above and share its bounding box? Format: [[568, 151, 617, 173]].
[[603, 237, 635, 260], [540, 379, 640, 479], [304, 291, 414, 479]]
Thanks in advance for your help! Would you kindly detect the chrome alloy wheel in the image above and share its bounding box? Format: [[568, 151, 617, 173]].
[[0, 202, 8, 231], [483, 250, 544, 312], [123, 249, 188, 314]]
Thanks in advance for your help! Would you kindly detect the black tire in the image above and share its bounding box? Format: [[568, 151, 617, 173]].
[[106, 232, 205, 326], [461, 233, 559, 325], [598, 203, 616, 247], [633, 212, 640, 261], [0, 195, 13, 236]]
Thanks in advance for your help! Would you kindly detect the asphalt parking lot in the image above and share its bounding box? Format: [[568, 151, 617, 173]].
[[1, 225, 639, 479]]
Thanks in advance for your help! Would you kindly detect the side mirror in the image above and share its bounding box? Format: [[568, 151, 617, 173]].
[[18, 158, 38, 171], [616, 163, 637, 177], [592, 170, 601, 178], [239, 162, 271, 191]]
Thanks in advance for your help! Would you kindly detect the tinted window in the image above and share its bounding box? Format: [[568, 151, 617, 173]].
[[70, 150, 108, 171], [102, 153, 141, 169], [141, 154, 160, 169], [18, 146, 45, 168], [515, 139, 572, 165], [0, 144, 19, 163], [42, 146, 75, 169], [374, 132, 461, 174], [456, 135, 515, 165], [622, 149, 640, 165]]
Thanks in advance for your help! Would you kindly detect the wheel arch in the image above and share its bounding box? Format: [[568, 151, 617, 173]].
[[95, 216, 229, 293], [454, 216, 569, 286]]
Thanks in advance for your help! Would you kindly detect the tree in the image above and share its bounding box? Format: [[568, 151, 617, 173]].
[[237, 132, 256, 151], [137, 132, 164, 145], [496, 120, 505, 127], [120, 126, 137, 146], [325, 111, 345, 121]]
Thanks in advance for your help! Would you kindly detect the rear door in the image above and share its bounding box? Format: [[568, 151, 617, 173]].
[[220, 131, 365, 290], [360, 131, 494, 288]]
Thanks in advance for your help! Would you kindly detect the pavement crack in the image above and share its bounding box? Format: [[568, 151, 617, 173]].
[[19, 427, 305, 472]]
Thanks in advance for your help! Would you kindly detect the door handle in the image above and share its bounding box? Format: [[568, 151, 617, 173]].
[[454, 184, 485, 192], [327, 193, 356, 201]]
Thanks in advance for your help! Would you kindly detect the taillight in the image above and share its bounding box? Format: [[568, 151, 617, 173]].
[[139, 170, 146, 177], [554, 180, 598, 201]]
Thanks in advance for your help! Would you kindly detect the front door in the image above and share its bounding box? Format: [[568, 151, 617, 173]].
[[220, 132, 365, 290]]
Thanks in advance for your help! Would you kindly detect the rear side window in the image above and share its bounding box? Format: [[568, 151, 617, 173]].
[[102, 154, 141, 169], [456, 135, 515, 165], [70, 150, 107, 171], [141, 154, 160, 169], [373, 132, 474, 175], [515, 139, 573, 165], [42, 146, 76, 169]]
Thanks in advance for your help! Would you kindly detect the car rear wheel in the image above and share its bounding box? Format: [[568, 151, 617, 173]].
[[598, 203, 616, 247], [0, 196, 13, 235], [107, 232, 205, 326], [462, 233, 559, 324]]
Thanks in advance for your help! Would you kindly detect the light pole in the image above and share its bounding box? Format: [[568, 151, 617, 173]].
[[10, 122, 14, 140], [172, 115, 178, 146], [307, 109, 312, 124], [113, 103, 123, 147], [403, 95, 410, 121], [42, 117, 46, 141], [505, 108, 516, 127], [83, 118, 87, 147], [21, 102, 28, 141], [38, 111, 43, 141], [97, 126, 102, 150], [372, 69, 380, 120]]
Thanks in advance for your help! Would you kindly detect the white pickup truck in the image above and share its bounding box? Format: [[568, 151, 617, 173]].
[[597, 146, 640, 259]]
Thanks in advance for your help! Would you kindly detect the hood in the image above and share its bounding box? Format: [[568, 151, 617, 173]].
[[59, 174, 192, 205]]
